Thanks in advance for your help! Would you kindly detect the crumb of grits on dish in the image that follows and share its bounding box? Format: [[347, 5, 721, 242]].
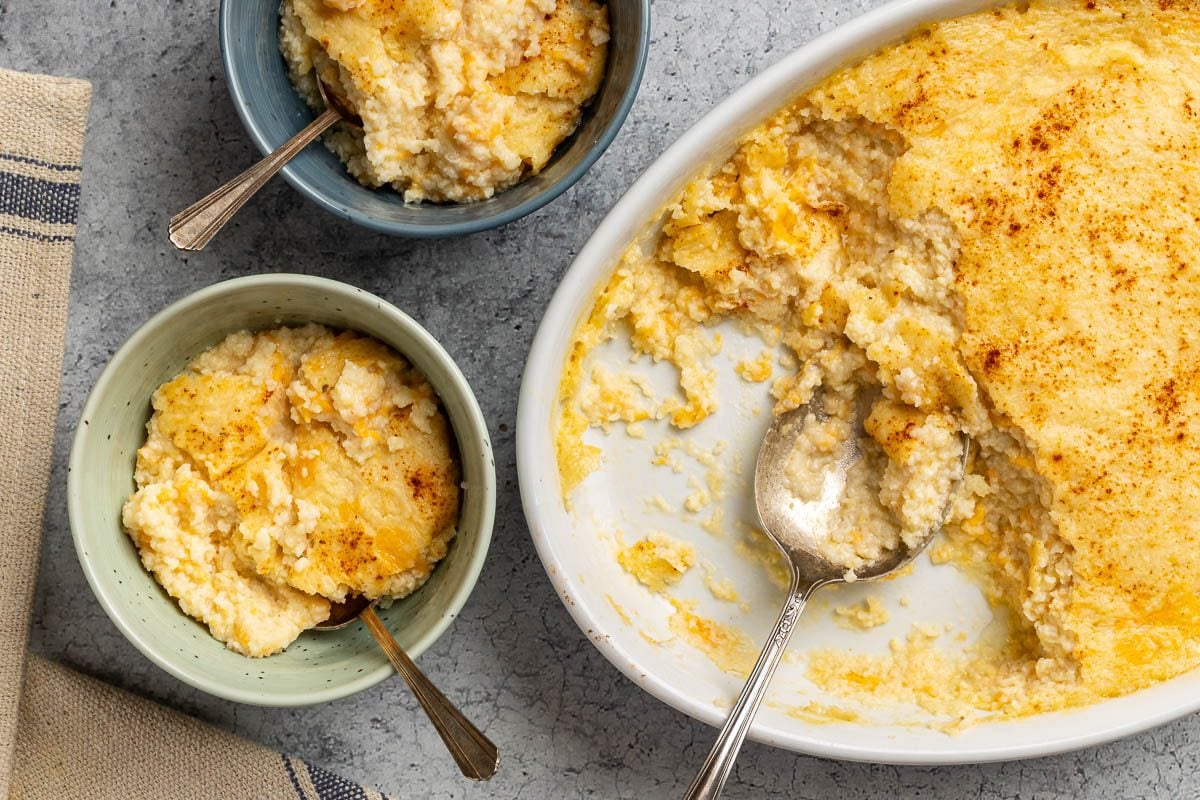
[[833, 596, 890, 630], [735, 352, 774, 383], [618, 532, 696, 592], [668, 599, 757, 679], [279, 0, 609, 203], [784, 701, 864, 725], [702, 563, 741, 604], [122, 325, 460, 657], [556, 0, 1200, 718]]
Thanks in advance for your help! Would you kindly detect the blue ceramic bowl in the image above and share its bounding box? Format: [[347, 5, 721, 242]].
[[218, 0, 650, 237]]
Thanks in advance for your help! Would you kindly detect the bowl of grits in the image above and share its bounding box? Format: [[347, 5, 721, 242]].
[[219, 0, 649, 236], [69, 274, 495, 705], [517, 0, 1200, 763]]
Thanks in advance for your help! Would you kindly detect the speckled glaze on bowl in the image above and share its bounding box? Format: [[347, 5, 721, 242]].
[[218, 0, 650, 237], [69, 275, 495, 706]]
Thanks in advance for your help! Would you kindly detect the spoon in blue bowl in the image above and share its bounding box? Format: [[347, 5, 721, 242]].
[[168, 80, 359, 252]]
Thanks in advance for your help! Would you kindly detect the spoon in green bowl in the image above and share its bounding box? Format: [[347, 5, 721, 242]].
[[682, 389, 967, 800], [316, 595, 499, 781], [168, 79, 361, 252]]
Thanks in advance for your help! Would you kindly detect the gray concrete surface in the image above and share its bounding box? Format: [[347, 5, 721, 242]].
[[3, 0, 1198, 797]]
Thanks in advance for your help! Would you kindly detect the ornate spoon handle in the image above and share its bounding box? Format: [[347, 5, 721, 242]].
[[168, 107, 341, 251], [360, 606, 500, 781], [683, 575, 820, 800]]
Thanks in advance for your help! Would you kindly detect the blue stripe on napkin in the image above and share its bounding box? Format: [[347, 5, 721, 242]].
[[282, 754, 381, 800], [0, 169, 80, 225], [0, 225, 75, 243], [305, 760, 371, 800], [0, 150, 83, 173], [283, 754, 307, 798]]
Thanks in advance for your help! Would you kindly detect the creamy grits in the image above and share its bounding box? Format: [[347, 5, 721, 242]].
[[279, 0, 609, 203], [556, 0, 1200, 718], [123, 325, 460, 657]]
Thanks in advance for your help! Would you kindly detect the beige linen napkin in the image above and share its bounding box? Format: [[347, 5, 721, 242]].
[[0, 67, 389, 800]]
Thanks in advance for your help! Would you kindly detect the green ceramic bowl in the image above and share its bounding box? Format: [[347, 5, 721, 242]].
[[68, 274, 495, 706]]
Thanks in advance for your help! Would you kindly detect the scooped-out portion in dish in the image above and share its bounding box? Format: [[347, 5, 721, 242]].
[[279, 0, 609, 203], [122, 325, 460, 657], [770, 396, 964, 580], [556, 0, 1200, 720]]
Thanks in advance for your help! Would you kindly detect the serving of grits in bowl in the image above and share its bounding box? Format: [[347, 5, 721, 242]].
[[279, 0, 609, 204], [122, 324, 460, 658], [219, 0, 649, 235], [518, 0, 1200, 762], [70, 275, 495, 705]]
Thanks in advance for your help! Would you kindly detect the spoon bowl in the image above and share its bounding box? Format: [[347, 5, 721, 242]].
[[315, 594, 372, 631], [754, 395, 946, 585], [315, 78, 363, 127], [684, 388, 968, 799]]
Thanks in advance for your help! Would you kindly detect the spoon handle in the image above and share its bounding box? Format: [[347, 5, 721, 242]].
[[683, 577, 819, 800], [360, 606, 499, 781], [167, 107, 341, 252]]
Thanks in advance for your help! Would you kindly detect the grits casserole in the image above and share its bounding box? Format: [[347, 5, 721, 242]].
[[555, 0, 1200, 718], [279, 0, 609, 203], [122, 325, 459, 657]]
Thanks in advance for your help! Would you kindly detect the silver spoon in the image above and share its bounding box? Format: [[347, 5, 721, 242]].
[[683, 390, 967, 800], [316, 595, 499, 781], [168, 79, 360, 252]]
